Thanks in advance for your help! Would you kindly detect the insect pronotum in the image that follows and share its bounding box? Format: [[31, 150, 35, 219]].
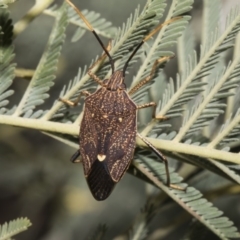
[[62, 0, 183, 201]]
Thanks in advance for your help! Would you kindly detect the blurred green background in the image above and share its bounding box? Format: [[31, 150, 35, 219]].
[[0, 0, 239, 239]]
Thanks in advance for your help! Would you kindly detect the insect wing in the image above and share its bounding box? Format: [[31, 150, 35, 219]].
[[86, 113, 136, 200], [80, 91, 137, 200], [79, 106, 98, 176], [106, 113, 136, 182], [86, 159, 116, 200]]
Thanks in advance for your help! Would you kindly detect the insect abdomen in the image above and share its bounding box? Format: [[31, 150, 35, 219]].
[[86, 160, 116, 201]]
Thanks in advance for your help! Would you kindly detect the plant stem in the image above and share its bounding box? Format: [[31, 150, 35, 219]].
[[13, 0, 54, 37]]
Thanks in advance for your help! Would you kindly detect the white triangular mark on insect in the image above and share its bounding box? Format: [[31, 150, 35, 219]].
[[118, 117, 122, 122], [97, 154, 106, 161]]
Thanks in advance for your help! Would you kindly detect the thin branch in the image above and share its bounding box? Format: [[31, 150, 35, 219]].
[[0, 115, 78, 135], [41, 0, 171, 121], [174, 56, 240, 142], [44, 132, 78, 149], [13, 3, 68, 117], [15, 68, 35, 79], [209, 113, 240, 148], [41, 61, 101, 121], [136, 137, 240, 164], [141, 10, 240, 137], [0, 115, 239, 164], [44, 7, 116, 39], [225, 33, 240, 121], [13, 0, 54, 37], [132, 162, 230, 239], [130, 0, 177, 87], [0, 218, 32, 240]]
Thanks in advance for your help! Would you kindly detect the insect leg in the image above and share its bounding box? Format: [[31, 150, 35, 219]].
[[128, 55, 173, 96], [70, 150, 81, 163], [137, 133, 170, 185], [137, 102, 168, 121], [137, 133, 184, 190], [59, 90, 90, 107]]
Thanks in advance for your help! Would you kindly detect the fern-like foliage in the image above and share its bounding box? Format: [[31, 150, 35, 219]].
[[42, 0, 173, 121], [0, 9, 14, 114], [0, 0, 240, 239], [133, 153, 240, 239], [0, 217, 31, 240], [0, 0, 16, 8], [145, 4, 240, 137], [182, 60, 239, 139], [44, 4, 117, 40], [167, 10, 240, 186], [202, 0, 220, 46], [132, 0, 192, 79], [217, 109, 240, 147], [12, 3, 68, 118]]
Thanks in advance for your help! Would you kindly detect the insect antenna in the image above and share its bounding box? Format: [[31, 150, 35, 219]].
[[122, 17, 182, 77], [65, 0, 115, 73]]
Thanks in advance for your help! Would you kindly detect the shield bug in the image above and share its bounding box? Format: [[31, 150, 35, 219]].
[[61, 0, 182, 200]]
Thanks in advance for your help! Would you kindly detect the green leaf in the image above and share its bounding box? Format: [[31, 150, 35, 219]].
[[144, 4, 240, 137], [13, 3, 68, 117], [45, 4, 117, 39], [0, 218, 32, 240], [0, 9, 15, 113], [0, 0, 16, 8], [43, 0, 173, 121], [133, 153, 240, 240], [130, 0, 192, 104]]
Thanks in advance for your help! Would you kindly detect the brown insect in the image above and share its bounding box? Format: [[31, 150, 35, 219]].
[[62, 0, 182, 200]]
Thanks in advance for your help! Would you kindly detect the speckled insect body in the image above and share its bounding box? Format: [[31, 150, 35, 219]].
[[63, 0, 182, 201], [80, 71, 137, 200]]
